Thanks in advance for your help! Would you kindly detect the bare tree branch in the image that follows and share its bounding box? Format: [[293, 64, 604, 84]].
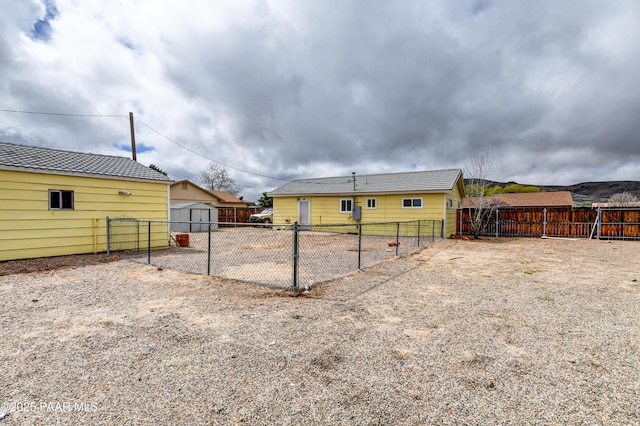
[[607, 192, 639, 206], [199, 163, 239, 195], [464, 152, 500, 237]]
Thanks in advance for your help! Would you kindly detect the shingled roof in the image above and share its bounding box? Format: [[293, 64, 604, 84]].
[[0, 142, 173, 183], [209, 190, 251, 204], [462, 191, 574, 208], [269, 169, 463, 196]]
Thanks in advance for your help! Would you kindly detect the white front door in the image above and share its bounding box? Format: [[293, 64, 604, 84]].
[[298, 200, 310, 226]]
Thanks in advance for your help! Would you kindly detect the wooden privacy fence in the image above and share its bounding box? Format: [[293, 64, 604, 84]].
[[457, 207, 640, 240], [217, 207, 261, 224]]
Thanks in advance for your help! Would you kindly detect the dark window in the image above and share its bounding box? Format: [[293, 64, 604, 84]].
[[340, 199, 353, 213], [402, 198, 422, 208], [366, 198, 377, 209], [49, 190, 74, 210]]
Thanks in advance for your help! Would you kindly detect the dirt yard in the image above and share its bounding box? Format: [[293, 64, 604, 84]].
[[0, 238, 638, 425]]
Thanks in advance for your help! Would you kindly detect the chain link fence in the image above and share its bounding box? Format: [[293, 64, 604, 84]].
[[107, 218, 442, 291]]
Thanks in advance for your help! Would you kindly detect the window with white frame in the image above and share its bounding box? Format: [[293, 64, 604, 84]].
[[340, 198, 353, 213], [49, 190, 74, 210], [402, 197, 422, 208], [366, 198, 377, 209]]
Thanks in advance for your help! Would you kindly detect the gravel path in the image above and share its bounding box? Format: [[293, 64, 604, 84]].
[[0, 238, 638, 425]]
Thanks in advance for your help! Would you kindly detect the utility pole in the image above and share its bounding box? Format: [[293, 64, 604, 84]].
[[129, 112, 137, 161]]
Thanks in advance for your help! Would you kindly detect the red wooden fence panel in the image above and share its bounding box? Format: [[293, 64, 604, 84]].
[[456, 207, 639, 240]]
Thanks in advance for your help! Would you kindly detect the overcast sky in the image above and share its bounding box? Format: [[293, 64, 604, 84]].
[[1, 0, 639, 201]]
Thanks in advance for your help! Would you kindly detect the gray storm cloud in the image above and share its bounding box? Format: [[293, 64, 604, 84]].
[[0, 0, 638, 201]]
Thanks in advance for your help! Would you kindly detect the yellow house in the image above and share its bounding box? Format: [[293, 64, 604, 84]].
[[268, 169, 465, 237], [0, 142, 173, 261]]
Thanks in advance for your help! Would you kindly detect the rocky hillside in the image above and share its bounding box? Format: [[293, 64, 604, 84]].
[[467, 180, 640, 205]]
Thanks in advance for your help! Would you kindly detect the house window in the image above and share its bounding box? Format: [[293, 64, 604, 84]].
[[366, 198, 377, 209], [181, 182, 188, 190], [49, 190, 74, 210], [340, 198, 353, 213], [402, 198, 422, 208], [448, 199, 454, 208]]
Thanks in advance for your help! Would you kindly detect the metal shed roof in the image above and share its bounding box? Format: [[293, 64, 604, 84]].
[[268, 169, 463, 196], [170, 202, 217, 210], [0, 141, 173, 183]]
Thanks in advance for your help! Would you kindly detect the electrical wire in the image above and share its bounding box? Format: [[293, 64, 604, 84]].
[[0, 108, 350, 185], [0, 109, 127, 118], [0, 108, 290, 182], [135, 120, 289, 182]]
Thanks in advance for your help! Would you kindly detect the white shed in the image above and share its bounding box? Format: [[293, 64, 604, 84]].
[[170, 202, 218, 232]]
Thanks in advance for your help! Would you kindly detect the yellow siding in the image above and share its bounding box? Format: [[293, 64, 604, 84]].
[[274, 193, 446, 224], [442, 188, 463, 237], [0, 170, 169, 261]]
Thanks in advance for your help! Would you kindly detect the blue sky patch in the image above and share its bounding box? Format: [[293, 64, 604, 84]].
[[115, 143, 155, 153], [118, 37, 136, 51], [31, 0, 58, 41]]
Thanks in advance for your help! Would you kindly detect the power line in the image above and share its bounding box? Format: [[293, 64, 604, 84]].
[[0, 109, 127, 118], [135, 120, 288, 182], [0, 107, 291, 182]]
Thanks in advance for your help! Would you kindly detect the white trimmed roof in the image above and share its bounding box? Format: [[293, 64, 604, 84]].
[[0, 141, 173, 183], [269, 169, 463, 196]]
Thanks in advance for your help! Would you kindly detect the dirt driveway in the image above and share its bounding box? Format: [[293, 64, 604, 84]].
[[0, 238, 638, 425]]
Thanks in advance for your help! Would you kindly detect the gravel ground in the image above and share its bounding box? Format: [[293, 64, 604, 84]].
[[0, 238, 639, 425]]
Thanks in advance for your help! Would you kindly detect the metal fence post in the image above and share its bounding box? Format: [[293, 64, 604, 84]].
[[357, 223, 362, 269], [395, 222, 400, 256], [292, 221, 299, 292], [543, 208, 547, 237], [147, 221, 151, 264], [597, 208, 602, 240], [432, 220, 435, 242], [106, 216, 111, 255], [417, 220, 421, 247], [495, 209, 499, 238], [207, 222, 212, 275]]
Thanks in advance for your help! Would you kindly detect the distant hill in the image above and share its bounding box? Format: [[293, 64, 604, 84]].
[[464, 180, 640, 205]]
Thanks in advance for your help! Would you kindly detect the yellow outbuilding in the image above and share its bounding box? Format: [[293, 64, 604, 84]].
[[268, 169, 465, 238], [0, 142, 173, 261]]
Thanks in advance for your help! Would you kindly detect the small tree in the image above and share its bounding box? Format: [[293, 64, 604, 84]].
[[607, 192, 638, 206], [464, 153, 503, 238], [502, 184, 543, 193], [149, 164, 168, 176], [199, 163, 239, 195], [257, 192, 273, 208]]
